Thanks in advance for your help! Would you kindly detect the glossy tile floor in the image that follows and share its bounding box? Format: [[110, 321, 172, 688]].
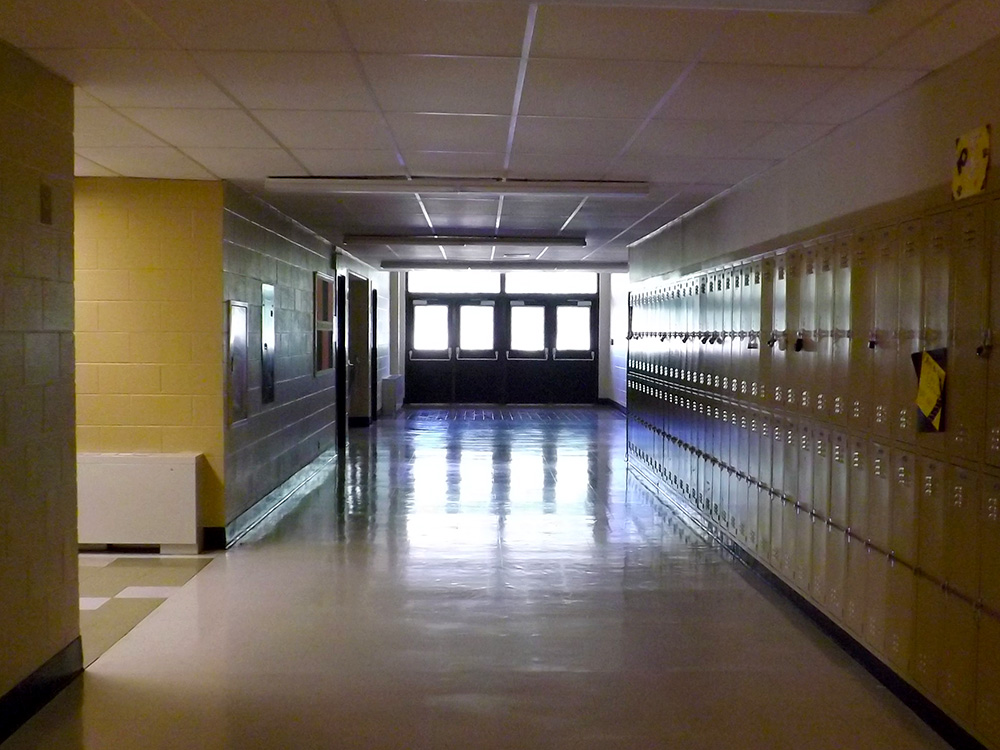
[[6, 407, 949, 749]]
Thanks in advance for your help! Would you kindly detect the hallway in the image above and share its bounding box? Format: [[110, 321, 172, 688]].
[[5, 408, 947, 749]]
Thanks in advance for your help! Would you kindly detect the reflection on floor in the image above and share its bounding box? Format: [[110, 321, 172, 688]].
[[6, 407, 949, 749], [78, 555, 214, 666]]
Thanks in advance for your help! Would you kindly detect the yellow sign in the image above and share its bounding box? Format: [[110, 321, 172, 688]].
[[953, 125, 990, 200], [916, 351, 946, 430]]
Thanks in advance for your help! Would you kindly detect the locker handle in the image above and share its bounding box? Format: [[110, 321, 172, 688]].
[[977, 329, 993, 358]]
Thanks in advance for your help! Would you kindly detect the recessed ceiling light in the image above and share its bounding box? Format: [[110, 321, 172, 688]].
[[502, 253, 532, 258]]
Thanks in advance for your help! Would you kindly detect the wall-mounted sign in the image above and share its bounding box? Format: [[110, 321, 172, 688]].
[[952, 125, 990, 200]]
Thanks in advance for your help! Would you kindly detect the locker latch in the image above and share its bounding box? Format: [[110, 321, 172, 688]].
[[794, 330, 804, 352], [976, 329, 993, 358], [868, 330, 877, 349]]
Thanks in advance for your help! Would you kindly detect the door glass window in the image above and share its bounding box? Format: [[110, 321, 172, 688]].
[[556, 306, 591, 350], [412, 305, 449, 350], [459, 305, 494, 349], [510, 306, 545, 350], [505, 271, 597, 294], [408, 270, 500, 294]]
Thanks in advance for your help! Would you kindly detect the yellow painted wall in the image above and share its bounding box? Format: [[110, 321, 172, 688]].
[[0, 41, 77, 699], [75, 179, 226, 527]]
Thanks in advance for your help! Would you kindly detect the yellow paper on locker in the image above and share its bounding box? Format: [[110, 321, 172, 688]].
[[916, 351, 946, 430]]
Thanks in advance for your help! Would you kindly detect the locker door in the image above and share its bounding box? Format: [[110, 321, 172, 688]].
[[798, 245, 818, 413], [723, 269, 736, 397], [740, 264, 756, 399], [810, 427, 832, 602], [831, 234, 852, 425], [884, 559, 916, 671], [864, 547, 889, 656], [792, 505, 812, 590], [944, 464, 980, 601], [811, 515, 829, 603], [890, 450, 919, 566], [757, 416, 773, 558], [785, 248, 804, 410], [911, 575, 945, 699], [979, 473, 1000, 616], [868, 444, 891, 552], [847, 436, 869, 543], [871, 224, 899, 439], [948, 202, 989, 462], [844, 533, 867, 635], [825, 525, 848, 619], [916, 210, 951, 456], [917, 457, 947, 583], [977, 613, 1000, 747], [814, 241, 835, 419], [757, 258, 774, 405], [770, 419, 786, 569], [988, 199, 1000, 468], [796, 421, 814, 513], [781, 418, 800, 575], [770, 252, 789, 407], [848, 230, 875, 431], [939, 595, 978, 723], [893, 220, 923, 444], [830, 431, 849, 528]]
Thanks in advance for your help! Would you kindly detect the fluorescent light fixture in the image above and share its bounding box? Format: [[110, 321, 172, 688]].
[[265, 176, 649, 198], [381, 260, 627, 272], [344, 234, 586, 248], [441, 0, 875, 13]]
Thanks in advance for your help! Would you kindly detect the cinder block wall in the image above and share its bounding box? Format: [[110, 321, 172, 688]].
[[74, 178, 226, 527], [0, 41, 78, 701]]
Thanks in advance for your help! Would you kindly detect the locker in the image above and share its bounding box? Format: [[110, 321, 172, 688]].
[[771, 418, 786, 496], [843, 534, 867, 635], [771, 484, 784, 570], [779, 495, 795, 576], [830, 431, 849, 528], [976, 613, 1000, 747], [796, 421, 814, 513], [746, 473, 759, 548], [812, 426, 832, 519], [980, 473, 1000, 615], [893, 220, 923, 445], [739, 264, 754, 399], [811, 515, 829, 603], [988, 199, 1000, 468], [871, 224, 899, 439], [798, 245, 818, 413], [948, 202, 990, 462], [770, 252, 789, 407], [736, 406, 750, 480], [747, 409, 761, 484], [729, 268, 744, 400], [781, 417, 799, 507], [915, 211, 952, 456], [757, 486, 773, 560], [757, 258, 774, 404], [944, 464, 980, 600], [917, 457, 947, 582], [890, 451, 918, 566], [830, 234, 853, 425], [847, 436, 869, 542], [785, 248, 804, 410], [863, 547, 889, 656], [884, 560, 915, 671], [722, 269, 736, 396], [814, 241, 835, 419], [730, 467, 747, 539], [792, 503, 812, 590], [847, 231, 875, 431], [939, 594, 978, 724], [867, 444, 891, 551], [911, 576, 945, 698], [758, 414, 773, 491], [825, 527, 847, 619]]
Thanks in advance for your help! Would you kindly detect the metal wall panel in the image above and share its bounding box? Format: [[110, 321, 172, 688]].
[[831, 234, 852, 425], [916, 211, 951, 456], [917, 457, 947, 583], [871, 225, 899, 438], [848, 230, 875, 431], [893, 220, 923, 444], [980, 473, 1000, 616], [890, 450, 919, 566], [944, 464, 980, 601], [939, 595, 978, 723], [814, 241, 835, 420], [977, 613, 1000, 747], [948, 203, 990, 462]]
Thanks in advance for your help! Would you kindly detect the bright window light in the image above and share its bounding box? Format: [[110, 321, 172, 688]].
[[460, 306, 494, 349], [413, 305, 449, 350], [556, 306, 591, 350], [408, 270, 500, 294], [505, 271, 597, 295], [510, 306, 545, 350]]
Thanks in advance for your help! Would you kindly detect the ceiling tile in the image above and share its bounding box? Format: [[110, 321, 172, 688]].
[[336, 0, 527, 56], [74, 89, 105, 108], [75, 153, 120, 177], [386, 113, 510, 153], [656, 63, 845, 122], [75, 106, 165, 148], [532, 6, 729, 61], [292, 149, 402, 175], [182, 148, 305, 179], [627, 120, 774, 159], [507, 152, 614, 180], [870, 0, 1000, 71], [254, 110, 396, 150], [738, 122, 834, 159], [28, 50, 235, 108], [447, 246, 498, 262], [361, 55, 520, 115], [129, 0, 348, 52], [605, 155, 772, 184], [519, 59, 685, 118], [75, 147, 215, 179], [120, 108, 279, 148], [1, 0, 164, 50], [512, 117, 639, 156], [193, 52, 375, 110], [791, 68, 926, 125], [501, 196, 584, 223], [404, 151, 506, 178]]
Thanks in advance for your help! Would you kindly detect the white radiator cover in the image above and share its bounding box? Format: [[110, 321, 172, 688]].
[[77, 452, 202, 552]]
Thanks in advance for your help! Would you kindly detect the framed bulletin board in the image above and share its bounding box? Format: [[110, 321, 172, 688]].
[[315, 272, 336, 373]]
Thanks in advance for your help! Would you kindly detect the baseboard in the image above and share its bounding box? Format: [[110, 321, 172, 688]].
[[597, 398, 626, 414], [0, 637, 82, 744]]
